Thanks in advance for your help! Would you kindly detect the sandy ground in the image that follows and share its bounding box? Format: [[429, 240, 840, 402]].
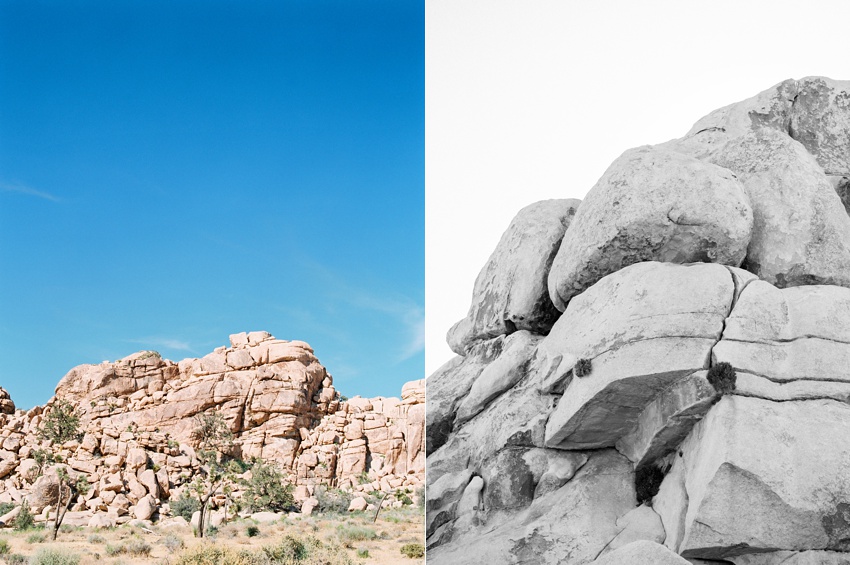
[[0, 506, 424, 564]]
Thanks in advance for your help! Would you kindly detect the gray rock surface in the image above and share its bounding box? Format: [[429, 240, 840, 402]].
[[656, 396, 850, 559], [547, 146, 751, 310], [428, 76, 850, 564], [448, 199, 580, 353], [543, 262, 732, 450], [593, 540, 690, 565]]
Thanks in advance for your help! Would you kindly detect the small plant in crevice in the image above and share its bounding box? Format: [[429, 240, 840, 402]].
[[707, 361, 737, 394], [574, 358, 592, 378], [635, 465, 666, 506]]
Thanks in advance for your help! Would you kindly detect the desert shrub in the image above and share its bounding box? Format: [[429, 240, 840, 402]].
[[29, 547, 81, 565], [242, 460, 295, 513], [162, 533, 185, 551], [138, 350, 161, 360], [6, 554, 26, 564], [336, 524, 377, 547], [574, 358, 592, 378], [87, 533, 105, 544], [246, 525, 260, 537], [0, 502, 15, 516], [0, 539, 9, 554], [172, 544, 257, 565], [125, 539, 152, 556], [105, 543, 124, 556], [261, 534, 308, 561], [13, 501, 34, 531], [172, 492, 200, 521], [26, 532, 47, 544], [313, 486, 353, 514], [707, 361, 736, 394], [635, 465, 665, 505], [400, 543, 425, 559], [356, 548, 369, 558]]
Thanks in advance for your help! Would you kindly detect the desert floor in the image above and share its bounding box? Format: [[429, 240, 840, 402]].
[[0, 505, 425, 564]]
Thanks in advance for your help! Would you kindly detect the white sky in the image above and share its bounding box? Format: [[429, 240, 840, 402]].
[[425, 0, 850, 374]]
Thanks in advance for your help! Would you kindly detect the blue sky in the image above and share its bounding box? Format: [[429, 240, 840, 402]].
[[0, 1, 424, 409]]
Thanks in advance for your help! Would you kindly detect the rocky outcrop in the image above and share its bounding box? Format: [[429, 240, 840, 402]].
[[547, 146, 752, 310], [428, 77, 850, 563], [448, 199, 580, 354], [0, 332, 424, 527]]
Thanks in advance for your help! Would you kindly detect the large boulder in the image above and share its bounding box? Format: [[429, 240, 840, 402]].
[[707, 128, 850, 288], [714, 281, 850, 382], [448, 199, 581, 354], [655, 396, 850, 559], [593, 540, 690, 565], [542, 262, 736, 450], [547, 146, 752, 310], [427, 451, 636, 565]]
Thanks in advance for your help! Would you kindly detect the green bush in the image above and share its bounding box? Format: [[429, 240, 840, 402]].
[[574, 358, 592, 378], [0, 502, 15, 516], [87, 533, 105, 544], [246, 525, 260, 537], [313, 486, 353, 514], [27, 532, 47, 544], [242, 459, 295, 513], [707, 361, 736, 394], [0, 539, 9, 554], [356, 547, 369, 558], [172, 544, 257, 565], [400, 543, 425, 559], [261, 535, 307, 561], [172, 492, 200, 521], [6, 554, 26, 565], [29, 547, 81, 565], [336, 524, 377, 547], [13, 501, 34, 531]]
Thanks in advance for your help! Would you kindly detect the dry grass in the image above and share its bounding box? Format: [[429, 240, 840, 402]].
[[0, 507, 424, 565]]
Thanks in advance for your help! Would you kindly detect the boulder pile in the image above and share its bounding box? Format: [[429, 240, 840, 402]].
[[427, 76, 850, 564], [0, 331, 424, 527]]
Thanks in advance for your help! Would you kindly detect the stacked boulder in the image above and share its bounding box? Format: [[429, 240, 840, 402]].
[[427, 76, 850, 564], [0, 332, 424, 527]]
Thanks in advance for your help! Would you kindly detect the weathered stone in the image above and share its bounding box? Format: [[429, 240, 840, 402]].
[[593, 540, 690, 565], [348, 496, 368, 512], [456, 330, 540, 425], [426, 336, 506, 456], [657, 396, 850, 558], [543, 262, 733, 450], [448, 199, 581, 353], [548, 146, 752, 309], [616, 371, 717, 468], [133, 494, 157, 520], [715, 281, 850, 382], [428, 451, 635, 565], [708, 128, 850, 288]]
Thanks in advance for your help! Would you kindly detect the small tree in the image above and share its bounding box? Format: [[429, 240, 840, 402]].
[[37, 399, 90, 540], [189, 411, 239, 538], [242, 459, 294, 513]]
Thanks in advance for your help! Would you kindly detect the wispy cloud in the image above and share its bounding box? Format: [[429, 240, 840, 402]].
[[124, 337, 193, 352], [0, 182, 61, 202], [299, 258, 425, 363]]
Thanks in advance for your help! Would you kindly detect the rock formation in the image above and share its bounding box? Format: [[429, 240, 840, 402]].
[[427, 76, 850, 564], [0, 331, 424, 527]]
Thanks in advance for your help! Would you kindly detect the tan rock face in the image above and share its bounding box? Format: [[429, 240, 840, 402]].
[[0, 332, 424, 528]]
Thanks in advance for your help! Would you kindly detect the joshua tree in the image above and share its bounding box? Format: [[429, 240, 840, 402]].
[[37, 399, 90, 540], [189, 411, 239, 538]]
